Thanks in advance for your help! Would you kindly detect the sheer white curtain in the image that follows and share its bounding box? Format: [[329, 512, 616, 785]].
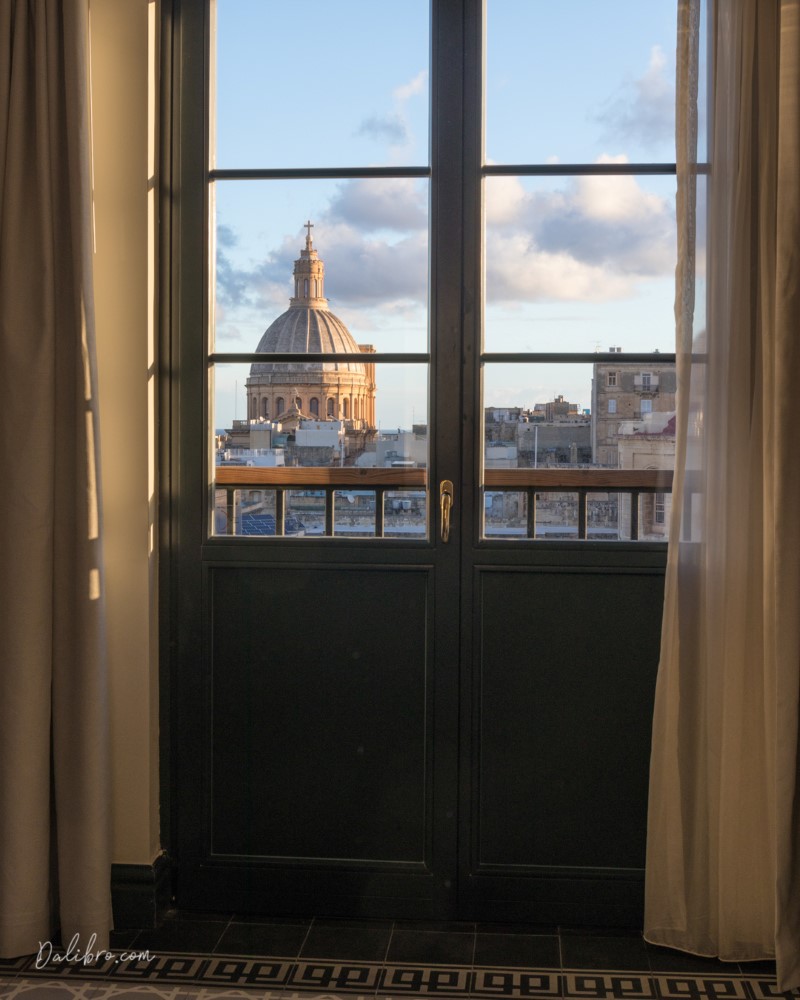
[[0, 1, 112, 956], [645, 0, 800, 989]]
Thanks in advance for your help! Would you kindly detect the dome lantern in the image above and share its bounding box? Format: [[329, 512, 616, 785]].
[[289, 220, 326, 308]]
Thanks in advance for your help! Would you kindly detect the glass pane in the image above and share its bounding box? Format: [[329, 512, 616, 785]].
[[592, 362, 677, 468], [482, 364, 675, 541], [333, 490, 376, 539], [486, 0, 677, 164], [212, 363, 428, 538], [483, 363, 595, 440], [697, 0, 709, 164], [213, 490, 309, 537], [483, 490, 528, 538], [481, 489, 673, 541], [213, 0, 430, 169], [384, 490, 427, 539], [693, 173, 707, 341], [483, 362, 676, 468], [213, 180, 429, 354], [484, 175, 677, 353]]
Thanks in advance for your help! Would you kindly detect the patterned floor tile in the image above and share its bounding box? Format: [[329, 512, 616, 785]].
[[281, 993, 376, 1000], [1, 982, 197, 999], [288, 962, 382, 994], [7, 944, 798, 1000], [747, 981, 800, 1000], [561, 972, 658, 999], [643, 975, 750, 1000], [378, 965, 473, 997], [472, 967, 562, 998]]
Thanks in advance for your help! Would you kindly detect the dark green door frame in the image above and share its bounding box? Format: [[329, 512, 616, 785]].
[[161, 0, 668, 925]]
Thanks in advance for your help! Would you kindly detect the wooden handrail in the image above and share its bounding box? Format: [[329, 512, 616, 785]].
[[215, 466, 672, 491], [215, 466, 427, 487], [484, 469, 673, 490]]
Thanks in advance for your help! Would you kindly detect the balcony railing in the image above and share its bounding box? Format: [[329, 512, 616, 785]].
[[484, 468, 674, 540], [215, 466, 426, 537], [214, 466, 673, 540]]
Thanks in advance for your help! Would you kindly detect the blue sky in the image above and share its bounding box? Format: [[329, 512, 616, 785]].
[[211, 0, 678, 430]]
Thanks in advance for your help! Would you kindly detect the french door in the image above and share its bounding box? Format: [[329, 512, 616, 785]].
[[166, 0, 673, 923]]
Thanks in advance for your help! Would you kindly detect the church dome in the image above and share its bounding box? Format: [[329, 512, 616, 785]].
[[245, 223, 376, 429], [249, 306, 366, 378], [249, 221, 365, 378]]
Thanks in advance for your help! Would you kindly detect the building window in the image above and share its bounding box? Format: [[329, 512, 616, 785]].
[[641, 399, 652, 414], [608, 399, 617, 414], [262, 398, 269, 418], [641, 372, 652, 388], [655, 493, 666, 524], [310, 397, 319, 416], [276, 396, 284, 414], [327, 397, 335, 417], [607, 372, 617, 387], [342, 399, 349, 419]]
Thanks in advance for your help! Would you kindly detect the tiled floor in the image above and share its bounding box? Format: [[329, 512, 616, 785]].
[[0, 913, 789, 1000]]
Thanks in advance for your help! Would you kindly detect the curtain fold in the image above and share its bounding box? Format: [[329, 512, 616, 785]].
[[645, 0, 800, 989], [0, 0, 112, 956]]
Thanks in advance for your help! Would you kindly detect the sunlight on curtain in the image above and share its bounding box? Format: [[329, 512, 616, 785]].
[[0, 0, 111, 956], [645, 0, 800, 989]]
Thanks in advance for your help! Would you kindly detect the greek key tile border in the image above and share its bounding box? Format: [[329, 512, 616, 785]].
[[4, 955, 799, 1000]]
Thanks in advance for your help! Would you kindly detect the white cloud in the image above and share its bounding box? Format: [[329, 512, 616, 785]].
[[328, 178, 428, 232], [485, 175, 528, 225], [486, 233, 633, 304], [393, 69, 427, 104], [596, 45, 675, 151], [484, 161, 675, 299], [574, 173, 666, 225], [216, 166, 674, 320], [356, 114, 409, 145], [355, 69, 428, 153]]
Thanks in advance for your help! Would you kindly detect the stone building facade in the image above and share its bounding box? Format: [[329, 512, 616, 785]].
[[591, 352, 676, 467]]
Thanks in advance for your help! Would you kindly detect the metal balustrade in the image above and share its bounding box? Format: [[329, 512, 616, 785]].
[[213, 466, 673, 540], [484, 469, 674, 540], [215, 466, 426, 538]]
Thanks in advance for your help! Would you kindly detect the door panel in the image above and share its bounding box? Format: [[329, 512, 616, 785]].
[[457, 565, 663, 924], [210, 565, 432, 863], [474, 568, 662, 871]]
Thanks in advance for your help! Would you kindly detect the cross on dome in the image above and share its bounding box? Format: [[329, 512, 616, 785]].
[[304, 219, 314, 249]]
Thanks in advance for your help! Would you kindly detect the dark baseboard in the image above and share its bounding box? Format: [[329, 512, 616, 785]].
[[111, 853, 173, 930]]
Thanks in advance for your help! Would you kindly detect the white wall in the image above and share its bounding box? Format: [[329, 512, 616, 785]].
[[90, 0, 160, 866]]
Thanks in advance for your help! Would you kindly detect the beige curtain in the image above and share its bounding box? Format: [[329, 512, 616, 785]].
[[0, 1, 112, 956], [645, 0, 800, 990]]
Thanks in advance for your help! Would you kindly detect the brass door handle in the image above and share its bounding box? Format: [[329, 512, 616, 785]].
[[439, 480, 454, 543]]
